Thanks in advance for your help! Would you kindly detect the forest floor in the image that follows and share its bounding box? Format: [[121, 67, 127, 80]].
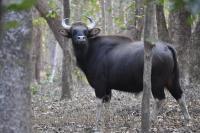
[[32, 81, 200, 133]]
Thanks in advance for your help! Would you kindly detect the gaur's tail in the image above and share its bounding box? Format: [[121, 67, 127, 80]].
[[167, 45, 179, 81]]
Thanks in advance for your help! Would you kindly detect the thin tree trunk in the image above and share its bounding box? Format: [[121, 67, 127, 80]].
[[35, 0, 72, 99], [135, 0, 144, 40], [190, 18, 200, 83], [34, 26, 42, 83], [72, 0, 83, 21], [156, 4, 171, 43], [118, 0, 124, 29], [31, 24, 42, 83], [0, 1, 32, 132], [0, 0, 1, 17], [112, 0, 123, 33], [141, 0, 155, 132], [152, 5, 158, 40], [100, 0, 106, 34], [126, 1, 137, 40], [31, 27, 37, 83], [105, 0, 113, 34], [49, 43, 58, 83], [61, 0, 73, 99], [31, 8, 42, 84], [169, 9, 191, 86], [35, 0, 64, 48]]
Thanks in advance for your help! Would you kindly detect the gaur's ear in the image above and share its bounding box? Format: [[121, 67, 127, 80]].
[[58, 29, 71, 38], [89, 28, 101, 37]]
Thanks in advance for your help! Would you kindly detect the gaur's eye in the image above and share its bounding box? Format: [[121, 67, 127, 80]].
[[73, 30, 77, 35], [84, 30, 88, 35]]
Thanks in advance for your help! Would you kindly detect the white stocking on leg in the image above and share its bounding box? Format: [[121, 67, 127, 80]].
[[177, 94, 191, 122], [95, 98, 103, 131], [151, 99, 165, 122]]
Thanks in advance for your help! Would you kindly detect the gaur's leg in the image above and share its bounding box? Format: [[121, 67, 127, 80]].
[[152, 98, 165, 120], [103, 89, 112, 127], [177, 94, 191, 121], [103, 89, 112, 109], [94, 87, 111, 130], [95, 98, 103, 130], [151, 86, 166, 121], [167, 81, 191, 122]]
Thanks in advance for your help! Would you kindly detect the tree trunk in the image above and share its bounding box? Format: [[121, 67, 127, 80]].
[[72, 0, 83, 21], [125, 1, 137, 40], [61, 0, 73, 99], [112, 0, 123, 33], [151, 4, 158, 40], [190, 18, 200, 83], [100, 0, 106, 34], [135, 0, 144, 40], [31, 9, 42, 83], [35, 29, 41, 83], [125, 0, 144, 41], [0, 1, 32, 133], [169, 9, 191, 86], [49, 42, 58, 83], [156, 4, 171, 43], [35, 0, 64, 49], [141, 0, 155, 132], [105, 0, 113, 34], [126, 1, 135, 28], [0, 0, 1, 16], [35, 0, 72, 99]]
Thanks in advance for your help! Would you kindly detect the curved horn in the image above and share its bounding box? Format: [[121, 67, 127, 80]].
[[61, 18, 71, 29], [86, 16, 96, 29]]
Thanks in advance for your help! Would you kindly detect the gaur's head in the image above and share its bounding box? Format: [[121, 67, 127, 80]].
[[59, 17, 101, 48]]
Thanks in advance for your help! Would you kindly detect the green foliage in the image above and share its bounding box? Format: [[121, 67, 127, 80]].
[[90, 0, 97, 5], [48, 0, 57, 9], [156, 0, 200, 15], [6, 0, 36, 11], [185, 0, 200, 15], [114, 16, 126, 29], [46, 10, 58, 19], [156, 0, 165, 4], [126, 1, 135, 11], [187, 14, 199, 25], [4, 20, 20, 30], [2, 0, 36, 29], [46, 71, 51, 79], [168, 0, 185, 11], [30, 84, 39, 95], [46, 0, 59, 18], [108, 7, 112, 13], [125, 1, 136, 26], [158, 0, 200, 24], [32, 17, 47, 26], [168, 0, 200, 15], [82, 0, 100, 20]]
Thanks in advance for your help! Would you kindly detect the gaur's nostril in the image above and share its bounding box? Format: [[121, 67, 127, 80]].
[[77, 36, 86, 41]]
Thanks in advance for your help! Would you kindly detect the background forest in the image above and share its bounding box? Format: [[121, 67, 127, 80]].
[[0, 0, 200, 132]]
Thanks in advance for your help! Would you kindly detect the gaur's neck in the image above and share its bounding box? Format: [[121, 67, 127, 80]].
[[73, 45, 88, 72]]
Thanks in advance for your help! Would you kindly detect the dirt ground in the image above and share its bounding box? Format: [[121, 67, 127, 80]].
[[32, 82, 200, 133]]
